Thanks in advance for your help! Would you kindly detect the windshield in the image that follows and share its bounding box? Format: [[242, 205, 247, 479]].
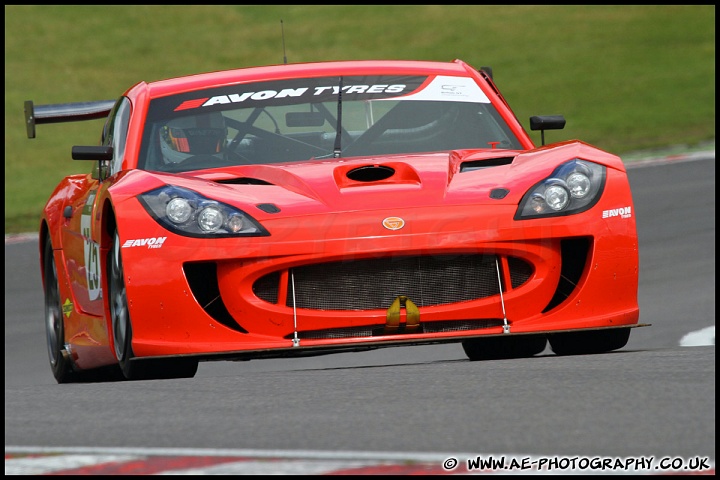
[[139, 75, 523, 173]]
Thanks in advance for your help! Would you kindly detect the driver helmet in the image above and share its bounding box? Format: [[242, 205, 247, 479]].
[[160, 112, 228, 164]]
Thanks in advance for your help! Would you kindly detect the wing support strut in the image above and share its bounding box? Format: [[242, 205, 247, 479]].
[[24, 99, 115, 138]]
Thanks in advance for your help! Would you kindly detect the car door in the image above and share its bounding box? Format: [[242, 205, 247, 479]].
[[61, 98, 131, 317]]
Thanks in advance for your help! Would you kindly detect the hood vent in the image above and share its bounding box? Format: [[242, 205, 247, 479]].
[[346, 165, 395, 182], [460, 156, 514, 173], [256, 203, 281, 213], [215, 177, 274, 185]]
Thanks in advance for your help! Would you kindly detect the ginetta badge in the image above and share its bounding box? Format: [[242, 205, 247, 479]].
[[382, 217, 405, 230]]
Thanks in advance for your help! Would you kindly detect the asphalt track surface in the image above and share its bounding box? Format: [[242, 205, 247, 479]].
[[5, 153, 715, 475]]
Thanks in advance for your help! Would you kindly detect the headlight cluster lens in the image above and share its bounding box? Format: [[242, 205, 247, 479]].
[[544, 184, 569, 211], [515, 159, 605, 219], [566, 171, 592, 198], [138, 185, 269, 237], [167, 197, 193, 223]]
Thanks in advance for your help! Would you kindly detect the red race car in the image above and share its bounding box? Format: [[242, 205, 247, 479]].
[[26, 59, 644, 383]]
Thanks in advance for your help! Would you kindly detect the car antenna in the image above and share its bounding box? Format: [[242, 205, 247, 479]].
[[281, 20, 287, 64], [333, 76, 343, 157]]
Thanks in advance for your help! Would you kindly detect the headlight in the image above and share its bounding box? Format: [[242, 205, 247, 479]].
[[166, 197, 193, 223], [515, 159, 605, 219], [544, 183, 569, 211], [138, 185, 270, 237]]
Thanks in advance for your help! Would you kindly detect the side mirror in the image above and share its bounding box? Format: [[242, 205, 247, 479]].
[[530, 115, 566, 146], [72, 146, 113, 181], [71, 145, 113, 161]]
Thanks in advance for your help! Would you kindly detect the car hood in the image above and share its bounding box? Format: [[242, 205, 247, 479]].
[[142, 142, 623, 216]]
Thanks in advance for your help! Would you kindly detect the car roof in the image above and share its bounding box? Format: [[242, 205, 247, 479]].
[[141, 59, 477, 99]]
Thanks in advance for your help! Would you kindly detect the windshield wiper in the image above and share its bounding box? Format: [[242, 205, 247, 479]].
[[333, 76, 343, 158]]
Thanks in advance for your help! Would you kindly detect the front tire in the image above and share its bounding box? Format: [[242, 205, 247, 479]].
[[108, 230, 198, 380], [462, 334, 547, 361], [109, 230, 134, 377], [548, 328, 631, 356]]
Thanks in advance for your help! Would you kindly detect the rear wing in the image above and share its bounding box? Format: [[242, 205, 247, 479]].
[[24, 99, 115, 139]]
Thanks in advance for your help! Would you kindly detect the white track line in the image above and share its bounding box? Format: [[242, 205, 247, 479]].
[[679, 326, 716, 347]]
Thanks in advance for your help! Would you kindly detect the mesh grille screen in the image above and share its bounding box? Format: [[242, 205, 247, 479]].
[[508, 256, 534, 288], [252, 271, 280, 303], [289, 255, 498, 310], [254, 255, 533, 311]]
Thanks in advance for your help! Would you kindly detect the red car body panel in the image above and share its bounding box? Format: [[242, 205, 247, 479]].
[[33, 59, 641, 378]]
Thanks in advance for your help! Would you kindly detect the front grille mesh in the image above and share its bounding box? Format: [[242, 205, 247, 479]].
[[508, 256, 534, 288], [253, 254, 533, 311]]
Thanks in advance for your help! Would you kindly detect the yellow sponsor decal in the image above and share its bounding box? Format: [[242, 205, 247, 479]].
[[62, 298, 73, 318]]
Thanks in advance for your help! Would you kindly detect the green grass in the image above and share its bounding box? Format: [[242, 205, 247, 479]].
[[4, 5, 715, 234]]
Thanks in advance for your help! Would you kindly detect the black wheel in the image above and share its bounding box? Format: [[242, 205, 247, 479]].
[[548, 328, 631, 356], [462, 334, 547, 361], [43, 235, 79, 383], [109, 230, 133, 377], [44, 235, 125, 383], [109, 230, 198, 380]]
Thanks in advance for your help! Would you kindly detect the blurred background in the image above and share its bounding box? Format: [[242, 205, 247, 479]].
[[4, 5, 715, 233]]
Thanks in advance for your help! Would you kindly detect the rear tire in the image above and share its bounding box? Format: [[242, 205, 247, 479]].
[[462, 334, 547, 361], [548, 328, 631, 356], [108, 230, 198, 380], [43, 235, 78, 383]]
